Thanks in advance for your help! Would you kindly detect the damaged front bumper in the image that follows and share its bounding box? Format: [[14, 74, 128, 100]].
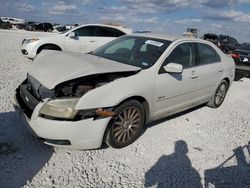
[[14, 84, 111, 150]]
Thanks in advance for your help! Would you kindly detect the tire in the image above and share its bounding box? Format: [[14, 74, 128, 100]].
[[207, 80, 229, 108], [105, 100, 145, 148]]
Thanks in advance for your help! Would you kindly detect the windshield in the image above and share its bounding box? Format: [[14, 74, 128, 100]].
[[92, 35, 172, 69]]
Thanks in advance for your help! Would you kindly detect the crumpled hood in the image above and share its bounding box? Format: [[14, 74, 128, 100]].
[[29, 50, 141, 89]]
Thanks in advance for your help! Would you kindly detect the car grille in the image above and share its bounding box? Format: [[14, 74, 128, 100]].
[[27, 75, 41, 99], [16, 84, 40, 118], [27, 75, 54, 100], [16, 76, 54, 118]]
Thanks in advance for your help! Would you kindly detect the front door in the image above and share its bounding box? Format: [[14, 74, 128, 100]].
[[153, 42, 199, 118]]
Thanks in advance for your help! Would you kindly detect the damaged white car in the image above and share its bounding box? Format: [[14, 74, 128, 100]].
[[15, 34, 235, 149]]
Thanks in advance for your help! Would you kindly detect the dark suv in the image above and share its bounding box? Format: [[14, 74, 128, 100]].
[[202, 34, 239, 54], [0, 19, 12, 29], [36, 22, 53, 32], [218, 35, 239, 54], [202, 33, 219, 46], [17, 21, 37, 31]]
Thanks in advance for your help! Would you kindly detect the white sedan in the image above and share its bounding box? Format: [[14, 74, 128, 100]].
[[15, 34, 235, 149], [21, 24, 132, 59]]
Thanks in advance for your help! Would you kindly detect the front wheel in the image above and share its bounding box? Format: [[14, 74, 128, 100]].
[[105, 100, 145, 148], [207, 80, 229, 108]]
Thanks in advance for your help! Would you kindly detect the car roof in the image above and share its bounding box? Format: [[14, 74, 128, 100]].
[[203, 33, 218, 37], [75, 23, 133, 34]]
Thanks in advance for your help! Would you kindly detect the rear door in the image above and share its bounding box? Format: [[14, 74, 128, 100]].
[[93, 26, 126, 50], [192, 43, 224, 103]]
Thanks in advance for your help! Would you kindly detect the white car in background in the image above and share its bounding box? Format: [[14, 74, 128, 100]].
[[21, 24, 132, 59], [1, 16, 25, 24], [15, 34, 235, 149]]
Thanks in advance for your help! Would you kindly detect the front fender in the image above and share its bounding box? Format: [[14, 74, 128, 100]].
[[75, 73, 154, 110]]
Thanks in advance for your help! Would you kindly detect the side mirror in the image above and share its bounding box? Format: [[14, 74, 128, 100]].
[[68, 31, 77, 39], [163, 63, 183, 74]]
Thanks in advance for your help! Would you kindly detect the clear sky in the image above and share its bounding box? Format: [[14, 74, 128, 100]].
[[1, 0, 250, 42]]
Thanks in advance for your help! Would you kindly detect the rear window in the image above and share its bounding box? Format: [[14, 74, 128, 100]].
[[228, 38, 238, 46], [96, 26, 125, 37], [74, 26, 96, 36]]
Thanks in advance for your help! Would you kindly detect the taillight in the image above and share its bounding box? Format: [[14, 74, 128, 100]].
[[231, 53, 240, 59]]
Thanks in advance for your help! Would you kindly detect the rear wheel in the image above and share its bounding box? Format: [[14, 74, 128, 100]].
[[105, 100, 145, 148], [207, 80, 229, 108]]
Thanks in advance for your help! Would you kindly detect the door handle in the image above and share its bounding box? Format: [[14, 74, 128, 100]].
[[191, 70, 199, 79], [191, 76, 199, 79], [218, 69, 224, 72], [90, 40, 96, 42]]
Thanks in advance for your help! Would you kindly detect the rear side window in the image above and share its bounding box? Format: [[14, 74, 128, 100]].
[[96, 26, 125, 37], [45, 23, 52, 27], [36, 23, 43, 29], [197, 43, 221, 65], [219, 35, 227, 43], [228, 37, 238, 46], [74, 26, 96, 36]]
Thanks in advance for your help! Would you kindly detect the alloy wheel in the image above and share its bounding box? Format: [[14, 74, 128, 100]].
[[112, 107, 142, 144], [215, 83, 227, 106]]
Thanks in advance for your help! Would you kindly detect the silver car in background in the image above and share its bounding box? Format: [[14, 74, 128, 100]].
[[15, 34, 235, 149]]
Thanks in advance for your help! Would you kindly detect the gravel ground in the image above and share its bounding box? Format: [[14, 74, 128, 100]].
[[0, 29, 249, 188]]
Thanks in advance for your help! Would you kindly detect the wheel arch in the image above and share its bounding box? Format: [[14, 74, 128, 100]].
[[115, 96, 150, 124], [37, 43, 62, 54], [102, 96, 150, 148], [223, 77, 230, 85]]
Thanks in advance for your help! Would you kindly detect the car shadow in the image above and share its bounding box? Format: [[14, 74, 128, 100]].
[[234, 71, 249, 81], [144, 140, 202, 188], [0, 111, 53, 188], [204, 142, 250, 188]]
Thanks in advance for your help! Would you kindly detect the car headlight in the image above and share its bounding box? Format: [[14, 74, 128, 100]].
[[39, 98, 80, 120], [39, 98, 117, 120], [22, 38, 39, 44]]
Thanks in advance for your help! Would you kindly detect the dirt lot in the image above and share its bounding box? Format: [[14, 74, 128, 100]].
[[0, 29, 249, 188]]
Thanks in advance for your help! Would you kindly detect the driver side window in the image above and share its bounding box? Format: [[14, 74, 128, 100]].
[[159, 43, 195, 74]]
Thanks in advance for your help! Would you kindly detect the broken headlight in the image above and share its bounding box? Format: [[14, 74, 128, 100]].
[[39, 98, 80, 120], [77, 107, 116, 120], [39, 98, 116, 120]]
